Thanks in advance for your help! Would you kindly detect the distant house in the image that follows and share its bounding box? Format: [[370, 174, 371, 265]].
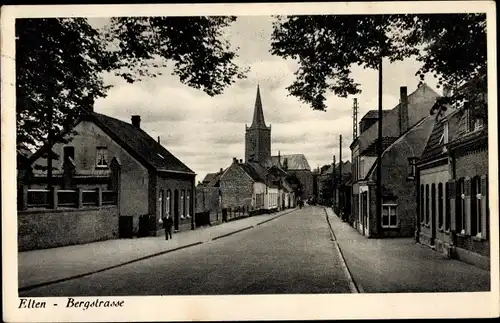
[[23, 110, 196, 238], [219, 158, 292, 212], [272, 153, 313, 200], [417, 77, 489, 270], [350, 84, 441, 237]]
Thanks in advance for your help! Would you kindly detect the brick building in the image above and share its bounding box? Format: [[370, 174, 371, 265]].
[[350, 84, 441, 237], [21, 108, 196, 240], [417, 78, 489, 269]]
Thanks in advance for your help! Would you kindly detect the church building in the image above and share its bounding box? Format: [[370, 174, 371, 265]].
[[215, 85, 312, 213]]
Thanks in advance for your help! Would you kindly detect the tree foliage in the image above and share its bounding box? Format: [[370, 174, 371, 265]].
[[16, 16, 246, 152], [270, 15, 419, 111], [270, 14, 487, 111]]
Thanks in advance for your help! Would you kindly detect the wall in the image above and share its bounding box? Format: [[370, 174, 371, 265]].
[[18, 206, 118, 251], [220, 163, 254, 209], [370, 116, 436, 237], [419, 163, 452, 253], [453, 145, 489, 262], [156, 173, 195, 233], [245, 127, 271, 165], [360, 156, 376, 180]]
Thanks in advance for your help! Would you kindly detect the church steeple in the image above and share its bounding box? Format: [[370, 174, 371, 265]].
[[245, 85, 272, 166], [250, 85, 267, 129]]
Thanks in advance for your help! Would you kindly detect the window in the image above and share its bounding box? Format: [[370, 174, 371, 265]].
[[471, 176, 482, 237], [96, 147, 108, 168], [166, 190, 171, 216], [180, 190, 185, 219], [186, 190, 191, 218], [431, 184, 436, 227], [63, 146, 75, 163], [473, 118, 484, 131], [438, 183, 444, 229], [420, 185, 425, 224], [425, 184, 430, 224], [408, 157, 417, 178], [382, 204, 397, 228]]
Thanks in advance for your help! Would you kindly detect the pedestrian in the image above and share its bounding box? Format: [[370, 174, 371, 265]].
[[161, 214, 174, 240]]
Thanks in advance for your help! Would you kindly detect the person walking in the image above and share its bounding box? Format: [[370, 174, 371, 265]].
[[161, 214, 174, 240]]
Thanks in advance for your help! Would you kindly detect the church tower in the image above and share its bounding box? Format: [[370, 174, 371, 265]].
[[245, 85, 271, 166]]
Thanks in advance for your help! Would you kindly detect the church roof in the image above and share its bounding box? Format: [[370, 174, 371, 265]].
[[271, 154, 311, 171], [248, 85, 269, 130]]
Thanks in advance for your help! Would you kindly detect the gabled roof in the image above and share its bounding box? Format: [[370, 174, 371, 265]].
[[91, 112, 195, 174], [202, 173, 217, 184], [356, 83, 440, 153], [238, 162, 267, 183], [361, 109, 392, 120], [271, 154, 311, 171], [366, 115, 436, 179], [361, 137, 399, 157]]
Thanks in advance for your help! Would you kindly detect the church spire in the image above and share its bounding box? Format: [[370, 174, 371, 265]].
[[250, 85, 267, 128]]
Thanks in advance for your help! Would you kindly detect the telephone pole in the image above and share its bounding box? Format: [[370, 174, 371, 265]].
[[339, 134, 343, 220], [332, 154, 336, 210]]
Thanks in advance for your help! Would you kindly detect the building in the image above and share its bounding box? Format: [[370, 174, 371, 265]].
[[209, 86, 309, 215], [271, 153, 313, 201], [417, 76, 489, 269], [350, 84, 441, 237], [21, 109, 196, 239]]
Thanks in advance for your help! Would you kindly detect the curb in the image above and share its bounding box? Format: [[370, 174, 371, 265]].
[[18, 241, 203, 293], [323, 207, 362, 294], [19, 208, 297, 293]]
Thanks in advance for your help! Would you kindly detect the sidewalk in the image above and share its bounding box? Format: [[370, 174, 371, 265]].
[[324, 208, 490, 293], [18, 208, 297, 291]]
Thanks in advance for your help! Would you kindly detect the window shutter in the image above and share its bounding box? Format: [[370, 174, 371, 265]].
[[481, 175, 488, 239], [448, 180, 456, 198], [464, 177, 471, 235], [448, 180, 456, 231], [464, 177, 471, 196]]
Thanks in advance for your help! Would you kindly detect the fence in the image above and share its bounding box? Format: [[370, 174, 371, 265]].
[[18, 186, 118, 210]]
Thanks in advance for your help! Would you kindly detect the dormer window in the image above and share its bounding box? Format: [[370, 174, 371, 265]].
[[439, 120, 449, 152], [473, 118, 484, 131]]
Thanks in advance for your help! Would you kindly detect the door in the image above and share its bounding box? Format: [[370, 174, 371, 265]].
[[174, 189, 179, 231]]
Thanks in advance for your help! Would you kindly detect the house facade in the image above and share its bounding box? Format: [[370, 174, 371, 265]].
[[350, 84, 441, 237], [24, 110, 196, 238], [417, 84, 489, 270]]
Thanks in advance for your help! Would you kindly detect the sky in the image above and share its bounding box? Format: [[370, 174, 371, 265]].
[[92, 16, 441, 183]]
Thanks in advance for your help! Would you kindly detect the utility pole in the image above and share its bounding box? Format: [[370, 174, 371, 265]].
[[339, 134, 343, 220], [332, 154, 336, 210], [376, 57, 383, 236]]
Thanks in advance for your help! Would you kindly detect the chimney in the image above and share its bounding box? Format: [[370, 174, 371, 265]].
[[157, 136, 161, 144], [219, 168, 223, 174], [131, 115, 141, 129], [233, 157, 238, 164], [399, 86, 409, 135], [239, 159, 243, 164]]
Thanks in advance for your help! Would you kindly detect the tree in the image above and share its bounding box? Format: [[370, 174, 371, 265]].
[[271, 13, 487, 235], [406, 14, 487, 118], [16, 17, 246, 185], [16, 16, 246, 152], [271, 14, 418, 234]]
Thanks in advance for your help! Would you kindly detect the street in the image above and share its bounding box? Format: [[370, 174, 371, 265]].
[[20, 207, 353, 296]]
